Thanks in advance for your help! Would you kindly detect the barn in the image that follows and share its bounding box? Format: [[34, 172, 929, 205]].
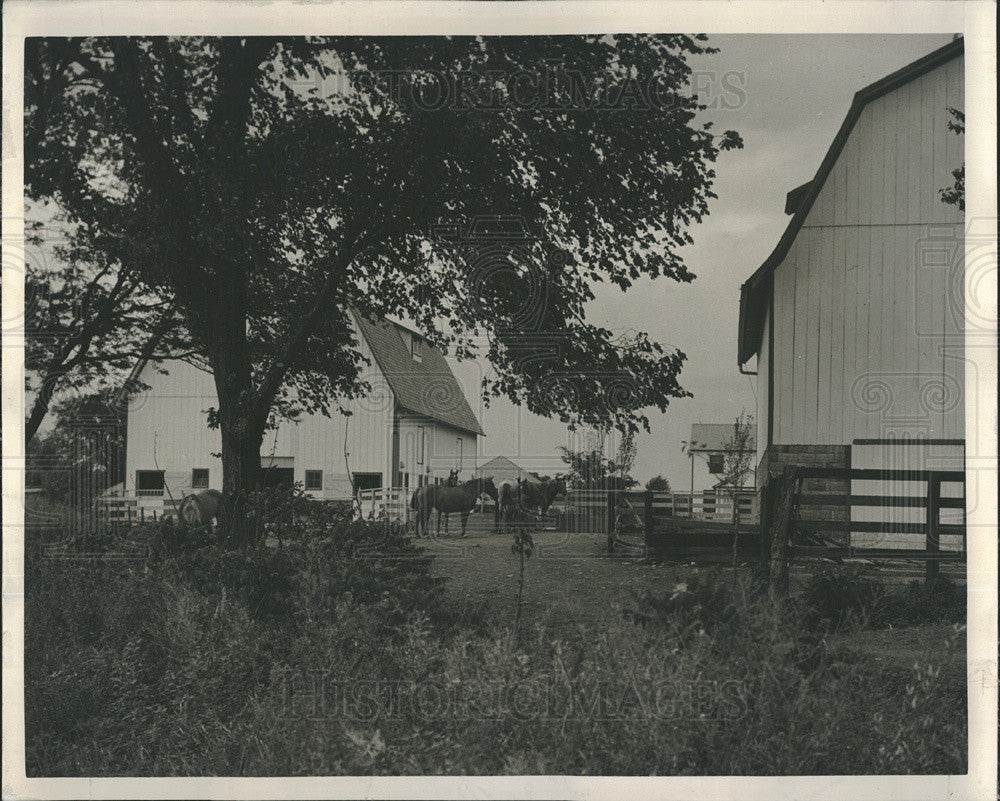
[[737, 38, 965, 549], [123, 311, 484, 507]]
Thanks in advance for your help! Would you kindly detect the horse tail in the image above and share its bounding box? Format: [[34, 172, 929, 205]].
[[409, 488, 420, 509]]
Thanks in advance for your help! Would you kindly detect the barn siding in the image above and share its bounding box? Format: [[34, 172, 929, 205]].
[[127, 320, 397, 501], [396, 415, 477, 489], [768, 56, 964, 447]]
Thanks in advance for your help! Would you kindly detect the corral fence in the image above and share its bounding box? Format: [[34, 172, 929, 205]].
[[94, 490, 181, 526], [604, 488, 760, 558], [763, 466, 966, 594], [564, 488, 757, 534], [355, 486, 504, 532]]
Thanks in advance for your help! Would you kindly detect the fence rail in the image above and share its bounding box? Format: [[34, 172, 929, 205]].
[[763, 466, 966, 594]]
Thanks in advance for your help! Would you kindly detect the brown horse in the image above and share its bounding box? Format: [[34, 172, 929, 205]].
[[410, 476, 497, 537], [178, 489, 222, 530], [521, 475, 567, 516]]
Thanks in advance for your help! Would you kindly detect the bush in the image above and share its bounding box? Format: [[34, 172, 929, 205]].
[[801, 564, 886, 632], [872, 576, 965, 628], [25, 532, 967, 776]]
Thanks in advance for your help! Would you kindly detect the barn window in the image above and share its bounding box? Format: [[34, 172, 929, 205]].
[[411, 335, 423, 362], [191, 468, 209, 489], [305, 470, 323, 491], [136, 470, 165, 495], [417, 426, 426, 465], [457, 437, 463, 469], [708, 453, 724, 474]]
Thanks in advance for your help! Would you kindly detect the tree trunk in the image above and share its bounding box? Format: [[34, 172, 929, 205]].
[[25, 389, 53, 443], [218, 423, 265, 547], [208, 292, 264, 548]]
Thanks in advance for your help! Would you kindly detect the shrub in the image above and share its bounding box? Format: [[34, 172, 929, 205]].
[[801, 563, 885, 632], [24, 532, 967, 776], [872, 576, 965, 628]]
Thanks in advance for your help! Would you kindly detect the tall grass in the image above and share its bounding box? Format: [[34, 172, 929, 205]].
[[25, 525, 966, 776]]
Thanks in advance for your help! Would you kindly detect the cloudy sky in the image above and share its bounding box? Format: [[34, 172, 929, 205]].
[[449, 33, 956, 491]]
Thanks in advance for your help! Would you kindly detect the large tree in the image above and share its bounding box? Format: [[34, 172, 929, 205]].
[[23, 223, 188, 442], [26, 35, 741, 544]]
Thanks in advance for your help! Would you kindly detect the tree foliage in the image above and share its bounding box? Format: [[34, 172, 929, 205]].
[[938, 107, 964, 212], [26, 35, 741, 542], [23, 208, 188, 442], [558, 443, 638, 491], [645, 474, 672, 493]]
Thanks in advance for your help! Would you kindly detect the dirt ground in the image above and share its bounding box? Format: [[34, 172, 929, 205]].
[[421, 529, 966, 669]]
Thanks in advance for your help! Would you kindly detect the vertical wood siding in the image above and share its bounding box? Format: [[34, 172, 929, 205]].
[[126, 321, 398, 500], [769, 56, 964, 446]]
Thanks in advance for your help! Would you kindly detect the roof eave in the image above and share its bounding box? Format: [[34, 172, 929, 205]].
[[735, 37, 964, 367]]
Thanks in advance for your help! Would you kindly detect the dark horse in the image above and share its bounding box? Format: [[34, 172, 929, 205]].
[[410, 476, 497, 537]]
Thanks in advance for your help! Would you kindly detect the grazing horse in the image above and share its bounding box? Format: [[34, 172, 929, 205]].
[[178, 489, 222, 530], [410, 477, 497, 537]]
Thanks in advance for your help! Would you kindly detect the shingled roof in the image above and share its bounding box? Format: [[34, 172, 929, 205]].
[[352, 312, 485, 436]]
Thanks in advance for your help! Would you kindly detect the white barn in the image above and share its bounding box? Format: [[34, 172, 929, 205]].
[[737, 39, 965, 547], [124, 311, 484, 505]]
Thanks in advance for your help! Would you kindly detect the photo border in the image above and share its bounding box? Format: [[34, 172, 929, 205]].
[[3, 2, 996, 799]]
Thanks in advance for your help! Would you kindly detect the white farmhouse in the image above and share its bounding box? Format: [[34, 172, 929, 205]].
[[737, 39, 965, 547], [124, 312, 484, 505]]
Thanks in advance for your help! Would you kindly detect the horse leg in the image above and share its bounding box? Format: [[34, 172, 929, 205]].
[[461, 511, 470, 538]]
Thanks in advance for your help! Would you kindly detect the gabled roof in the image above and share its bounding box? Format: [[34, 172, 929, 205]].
[[474, 455, 534, 481], [688, 423, 756, 454], [352, 312, 485, 436], [737, 36, 964, 366]]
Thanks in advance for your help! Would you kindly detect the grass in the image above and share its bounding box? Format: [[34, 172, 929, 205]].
[[24, 522, 968, 776]]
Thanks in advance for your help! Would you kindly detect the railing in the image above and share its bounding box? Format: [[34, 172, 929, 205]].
[[564, 488, 757, 525], [356, 487, 414, 522], [764, 466, 966, 592], [94, 491, 181, 523]]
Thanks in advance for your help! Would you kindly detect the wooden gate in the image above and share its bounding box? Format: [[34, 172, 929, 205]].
[[763, 466, 966, 593]]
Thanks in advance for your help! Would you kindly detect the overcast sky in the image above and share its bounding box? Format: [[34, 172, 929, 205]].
[[450, 33, 957, 490]]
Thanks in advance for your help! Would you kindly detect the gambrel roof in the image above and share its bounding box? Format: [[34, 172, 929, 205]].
[[737, 36, 964, 366], [352, 312, 485, 436]]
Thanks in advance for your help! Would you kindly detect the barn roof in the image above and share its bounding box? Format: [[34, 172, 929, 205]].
[[352, 312, 485, 436], [737, 36, 964, 366], [688, 423, 756, 454]]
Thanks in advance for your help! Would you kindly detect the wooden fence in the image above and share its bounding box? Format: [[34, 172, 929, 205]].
[[763, 466, 966, 594]]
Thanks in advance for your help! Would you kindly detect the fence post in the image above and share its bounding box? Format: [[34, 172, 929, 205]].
[[768, 467, 800, 598], [644, 490, 653, 541], [607, 489, 615, 553], [926, 472, 940, 584]]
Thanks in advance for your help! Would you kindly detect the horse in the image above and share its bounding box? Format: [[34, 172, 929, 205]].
[[496, 479, 521, 533], [521, 475, 567, 517], [178, 488, 222, 531], [411, 476, 497, 538]]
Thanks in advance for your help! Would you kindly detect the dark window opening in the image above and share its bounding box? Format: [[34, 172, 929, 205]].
[[353, 472, 382, 492], [191, 468, 209, 489], [262, 467, 295, 489], [708, 453, 724, 474], [305, 470, 323, 491], [136, 470, 165, 495]]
